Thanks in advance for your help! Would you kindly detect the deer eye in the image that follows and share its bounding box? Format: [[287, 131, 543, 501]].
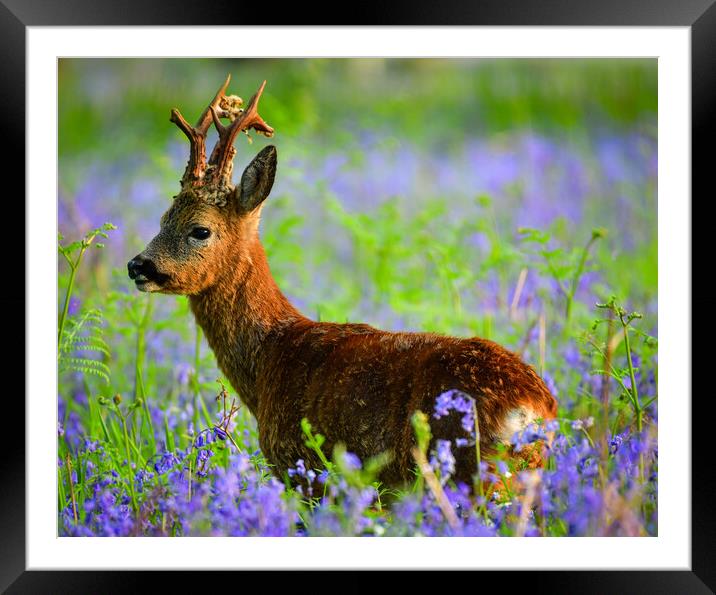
[[189, 227, 211, 240]]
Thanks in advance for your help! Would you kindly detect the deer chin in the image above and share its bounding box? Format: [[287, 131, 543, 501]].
[[137, 280, 191, 295], [135, 279, 161, 293], [134, 273, 170, 293], [133, 266, 172, 292]]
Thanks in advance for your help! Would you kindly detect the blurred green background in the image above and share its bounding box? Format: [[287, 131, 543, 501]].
[[59, 58, 657, 156]]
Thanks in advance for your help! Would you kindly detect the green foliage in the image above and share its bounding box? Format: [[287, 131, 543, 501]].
[[591, 296, 655, 423], [58, 308, 111, 384], [519, 226, 606, 322], [333, 443, 392, 489], [58, 223, 117, 383], [301, 417, 334, 472]]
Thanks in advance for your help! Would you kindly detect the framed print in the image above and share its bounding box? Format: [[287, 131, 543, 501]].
[[5, 1, 709, 592]]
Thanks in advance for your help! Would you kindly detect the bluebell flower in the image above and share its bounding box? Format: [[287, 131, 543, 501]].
[[430, 439, 456, 483], [609, 433, 624, 454], [341, 451, 362, 471], [433, 389, 475, 434], [154, 450, 180, 475], [83, 438, 99, 453]]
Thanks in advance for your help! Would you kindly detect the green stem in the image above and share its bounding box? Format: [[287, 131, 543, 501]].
[[307, 431, 332, 469], [622, 319, 645, 483], [135, 333, 145, 402], [194, 324, 202, 387], [622, 323, 642, 427], [191, 325, 202, 432], [134, 294, 153, 401], [565, 235, 598, 322], [119, 413, 138, 510], [57, 436, 69, 512], [191, 326, 215, 429], [57, 462, 67, 515], [65, 453, 78, 524], [58, 228, 105, 348], [58, 259, 79, 349], [564, 233, 602, 322], [97, 406, 113, 444], [135, 295, 156, 454]]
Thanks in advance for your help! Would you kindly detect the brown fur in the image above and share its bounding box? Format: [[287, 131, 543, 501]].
[[186, 235, 557, 487], [130, 79, 558, 490], [135, 194, 558, 487]]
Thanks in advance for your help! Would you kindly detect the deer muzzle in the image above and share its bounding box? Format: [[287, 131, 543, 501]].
[[127, 254, 170, 289]]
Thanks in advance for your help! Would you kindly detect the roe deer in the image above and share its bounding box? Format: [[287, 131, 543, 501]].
[[128, 75, 558, 489]]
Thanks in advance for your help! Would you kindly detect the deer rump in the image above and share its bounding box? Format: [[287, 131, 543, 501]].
[[255, 320, 557, 488]]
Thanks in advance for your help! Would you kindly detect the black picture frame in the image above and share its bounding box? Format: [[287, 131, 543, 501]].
[[6, 1, 708, 591]]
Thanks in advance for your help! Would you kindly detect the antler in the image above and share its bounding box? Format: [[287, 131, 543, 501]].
[[170, 75, 274, 191], [170, 74, 232, 187], [206, 80, 274, 186]]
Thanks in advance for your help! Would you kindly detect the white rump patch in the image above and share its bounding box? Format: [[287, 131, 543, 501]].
[[498, 407, 538, 444]]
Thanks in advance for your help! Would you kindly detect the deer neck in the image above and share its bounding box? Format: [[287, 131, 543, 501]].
[[188, 237, 304, 415]]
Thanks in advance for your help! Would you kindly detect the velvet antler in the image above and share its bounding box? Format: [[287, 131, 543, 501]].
[[170, 75, 274, 190]]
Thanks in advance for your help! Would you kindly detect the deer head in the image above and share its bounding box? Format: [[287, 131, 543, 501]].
[[127, 75, 277, 295]]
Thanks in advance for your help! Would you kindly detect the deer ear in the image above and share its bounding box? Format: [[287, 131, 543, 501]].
[[235, 145, 277, 212]]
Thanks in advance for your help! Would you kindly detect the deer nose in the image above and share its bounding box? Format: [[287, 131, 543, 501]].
[[127, 255, 147, 280]]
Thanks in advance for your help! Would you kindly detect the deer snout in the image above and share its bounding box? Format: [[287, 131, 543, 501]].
[[127, 255, 148, 280], [128, 254, 171, 289]]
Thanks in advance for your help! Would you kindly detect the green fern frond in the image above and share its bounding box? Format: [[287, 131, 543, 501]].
[[58, 359, 110, 384], [60, 336, 110, 356], [58, 307, 111, 384], [60, 357, 110, 373], [66, 366, 108, 383]]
